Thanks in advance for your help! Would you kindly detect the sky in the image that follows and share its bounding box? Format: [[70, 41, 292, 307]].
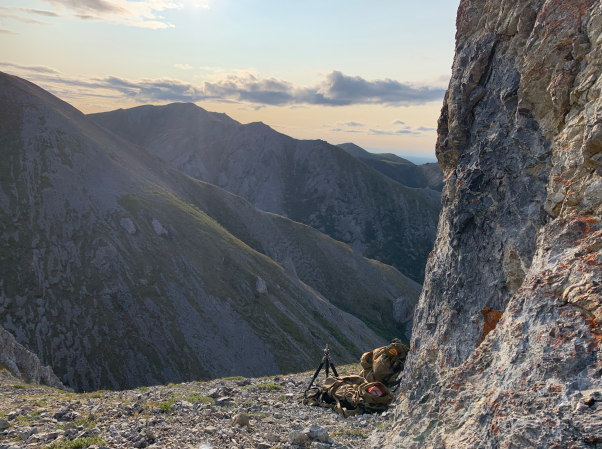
[[0, 0, 460, 161]]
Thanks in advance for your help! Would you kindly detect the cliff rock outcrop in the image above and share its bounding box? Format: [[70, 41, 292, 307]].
[[0, 324, 69, 391], [382, 1, 602, 447]]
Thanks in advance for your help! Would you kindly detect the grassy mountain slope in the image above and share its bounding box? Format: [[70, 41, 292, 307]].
[[0, 72, 414, 391], [337, 142, 444, 191], [178, 181, 422, 342], [89, 105, 441, 282]]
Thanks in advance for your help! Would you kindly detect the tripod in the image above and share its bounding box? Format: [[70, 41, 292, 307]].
[[304, 344, 339, 396]]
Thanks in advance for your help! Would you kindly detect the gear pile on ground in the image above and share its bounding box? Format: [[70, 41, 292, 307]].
[[0, 365, 396, 449]]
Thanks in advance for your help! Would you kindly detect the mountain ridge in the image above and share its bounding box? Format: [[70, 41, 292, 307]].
[[0, 72, 417, 391], [89, 104, 441, 282], [337, 142, 444, 191], [336, 142, 415, 165]]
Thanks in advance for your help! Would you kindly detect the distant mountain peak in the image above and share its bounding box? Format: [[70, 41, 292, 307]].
[[89, 103, 441, 283], [337, 142, 443, 191]]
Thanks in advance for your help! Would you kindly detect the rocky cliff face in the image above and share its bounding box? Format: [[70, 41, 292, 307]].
[[0, 72, 417, 392], [382, 1, 602, 447], [0, 324, 69, 391], [89, 106, 441, 283]]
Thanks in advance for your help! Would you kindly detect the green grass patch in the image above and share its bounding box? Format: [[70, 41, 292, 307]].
[[158, 399, 175, 413], [376, 422, 388, 430], [249, 412, 266, 418], [86, 390, 110, 399], [138, 386, 149, 392], [46, 436, 106, 449], [344, 429, 368, 438], [186, 394, 213, 404], [221, 376, 244, 381], [222, 402, 238, 409], [75, 416, 96, 429], [256, 383, 283, 391], [12, 385, 26, 389], [277, 395, 287, 402]]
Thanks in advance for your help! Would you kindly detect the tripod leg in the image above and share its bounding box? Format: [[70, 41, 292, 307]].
[[330, 362, 339, 378], [305, 362, 324, 395], [325, 363, 329, 378]]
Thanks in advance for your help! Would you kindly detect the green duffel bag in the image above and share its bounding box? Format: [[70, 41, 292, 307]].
[[303, 375, 394, 417]]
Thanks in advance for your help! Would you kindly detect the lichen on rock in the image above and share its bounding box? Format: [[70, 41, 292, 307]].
[[381, 1, 602, 447]]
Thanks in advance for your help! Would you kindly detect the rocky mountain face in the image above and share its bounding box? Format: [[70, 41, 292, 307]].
[[0, 324, 69, 391], [89, 107, 441, 283], [380, 1, 602, 447], [0, 72, 419, 392], [186, 182, 422, 343], [337, 143, 444, 191]]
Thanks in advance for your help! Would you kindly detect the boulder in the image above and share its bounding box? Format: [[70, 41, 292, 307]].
[[289, 430, 309, 446], [304, 424, 329, 443], [256, 277, 268, 294], [232, 413, 250, 428]]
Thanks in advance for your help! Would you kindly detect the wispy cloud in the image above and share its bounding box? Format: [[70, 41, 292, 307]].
[[21, 8, 63, 17], [369, 128, 421, 136], [36, 0, 183, 28], [174, 64, 193, 70], [321, 122, 435, 137], [367, 124, 437, 136], [329, 128, 362, 133], [0, 61, 60, 74], [0, 7, 55, 25], [0, 28, 19, 34], [0, 62, 446, 112], [369, 129, 406, 136], [336, 121, 365, 127], [0, 6, 63, 17], [238, 105, 266, 111]]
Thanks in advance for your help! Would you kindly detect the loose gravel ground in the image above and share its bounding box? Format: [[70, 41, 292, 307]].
[[0, 365, 396, 449]]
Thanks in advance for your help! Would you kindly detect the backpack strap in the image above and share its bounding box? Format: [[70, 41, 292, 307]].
[[332, 394, 363, 418]]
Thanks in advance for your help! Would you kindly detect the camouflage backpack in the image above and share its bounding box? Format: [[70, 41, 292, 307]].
[[303, 375, 394, 417], [359, 339, 409, 389]]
